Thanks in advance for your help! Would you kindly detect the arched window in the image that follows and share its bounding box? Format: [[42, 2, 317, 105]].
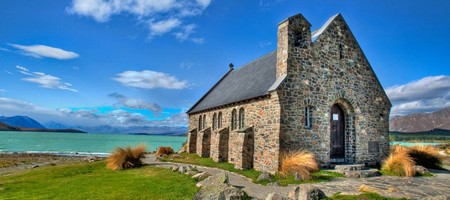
[[339, 44, 343, 59], [212, 113, 217, 130], [198, 115, 202, 130], [218, 112, 222, 129], [202, 114, 206, 130], [231, 109, 237, 130], [239, 108, 245, 129]]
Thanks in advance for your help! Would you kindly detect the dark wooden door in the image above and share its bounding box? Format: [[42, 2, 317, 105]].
[[330, 104, 345, 159]]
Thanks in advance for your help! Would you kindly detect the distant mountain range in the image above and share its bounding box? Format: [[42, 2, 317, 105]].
[[390, 107, 450, 132], [0, 118, 85, 133], [0, 116, 45, 129]]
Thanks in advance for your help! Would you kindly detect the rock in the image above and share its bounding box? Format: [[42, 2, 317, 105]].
[[192, 172, 211, 181], [194, 184, 247, 200], [415, 165, 429, 175], [299, 185, 326, 200], [84, 156, 97, 163], [187, 165, 197, 171], [172, 154, 183, 159], [172, 166, 179, 171], [294, 172, 308, 180], [31, 164, 39, 168], [288, 186, 301, 199], [178, 166, 187, 174], [267, 182, 279, 186], [257, 172, 273, 182], [419, 195, 450, 200], [266, 192, 289, 200], [196, 173, 228, 188], [185, 170, 198, 176]]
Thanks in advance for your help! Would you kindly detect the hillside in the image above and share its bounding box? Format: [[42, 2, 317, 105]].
[[0, 116, 45, 129], [390, 107, 450, 132]]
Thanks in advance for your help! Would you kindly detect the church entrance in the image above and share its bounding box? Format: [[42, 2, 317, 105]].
[[330, 104, 345, 161]]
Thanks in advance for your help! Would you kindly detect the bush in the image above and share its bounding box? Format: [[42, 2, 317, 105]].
[[106, 144, 146, 170], [381, 148, 415, 177], [408, 145, 443, 169], [279, 150, 320, 180], [156, 146, 174, 157]]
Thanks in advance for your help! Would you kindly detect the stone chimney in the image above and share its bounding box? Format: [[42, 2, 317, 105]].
[[276, 14, 312, 79]]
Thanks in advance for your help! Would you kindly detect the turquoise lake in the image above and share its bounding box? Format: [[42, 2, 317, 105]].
[[390, 141, 445, 147], [0, 131, 186, 156]]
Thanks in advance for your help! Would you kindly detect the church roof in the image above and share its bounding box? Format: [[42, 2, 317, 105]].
[[187, 51, 277, 114]]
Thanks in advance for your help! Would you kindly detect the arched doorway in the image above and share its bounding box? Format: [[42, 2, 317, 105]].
[[330, 104, 345, 161]]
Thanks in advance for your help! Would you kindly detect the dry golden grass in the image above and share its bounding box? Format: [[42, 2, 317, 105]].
[[358, 184, 378, 193], [279, 150, 320, 180], [391, 145, 409, 154], [156, 146, 174, 157], [408, 145, 443, 169], [381, 149, 415, 177], [106, 144, 146, 170]]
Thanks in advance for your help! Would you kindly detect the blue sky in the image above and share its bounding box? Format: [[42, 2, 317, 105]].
[[0, 0, 449, 127]]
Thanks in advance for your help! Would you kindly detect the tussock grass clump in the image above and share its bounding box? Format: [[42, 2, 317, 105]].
[[408, 145, 443, 169], [279, 150, 320, 180], [156, 146, 174, 157], [106, 144, 146, 170], [381, 149, 415, 177]]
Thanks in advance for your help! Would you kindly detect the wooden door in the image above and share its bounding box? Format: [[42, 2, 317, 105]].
[[330, 104, 345, 159]]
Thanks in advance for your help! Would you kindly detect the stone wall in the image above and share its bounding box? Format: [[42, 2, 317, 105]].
[[276, 14, 391, 165], [210, 127, 229, 162], [187, 93, 281, 173]]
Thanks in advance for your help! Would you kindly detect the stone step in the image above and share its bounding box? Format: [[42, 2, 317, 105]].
[[339, 169, 381, 178], [334, 164, 365, 171]]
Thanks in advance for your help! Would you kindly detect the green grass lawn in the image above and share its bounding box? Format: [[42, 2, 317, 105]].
[[0, 161, 199, 200], [160, 153, 343, 186]]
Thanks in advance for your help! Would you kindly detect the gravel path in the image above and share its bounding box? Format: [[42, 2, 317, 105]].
[[142, 154, 450, 199]]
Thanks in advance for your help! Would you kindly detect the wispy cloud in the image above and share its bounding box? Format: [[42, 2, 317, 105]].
[[386, 75, 450, 116], [0, 89, 6, 93], [16, 66, 78, 92], [3, 69, 14, 75], [67, 0, 211, 42], [114, 70, 188, 89], [108, 93, 162, 113], [9, 44, 79, 60]]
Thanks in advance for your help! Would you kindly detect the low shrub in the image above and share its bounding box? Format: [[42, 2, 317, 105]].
[[381, 149, 415, 177], [408, 145, 443, 169], [279, 150, 320, 180], [156, 146, 174, 157], [106, 144, 146, 170]]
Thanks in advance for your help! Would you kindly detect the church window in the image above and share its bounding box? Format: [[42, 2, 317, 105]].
[[212, 113, 217, 130], [231, 109, 238, 130], [339, 44, 344, 59], [198, 115, 202, 130], [202, 114, 206, 129], [239, 108, 245, 129], [305, 106, 312, 128], [218, 112, 223, 129]]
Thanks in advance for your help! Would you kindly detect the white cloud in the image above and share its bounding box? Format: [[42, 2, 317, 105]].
[[3, 70, 14, 75], [174, 24, 196, 41], [149, 18, 181, 37], [114, 70, 188, 89], [386, 75, 450, 116], [17, 66, 78, 92], [9, 44, 79, 60], [108, 93, 162, 113], [68, 0, 210, 41]]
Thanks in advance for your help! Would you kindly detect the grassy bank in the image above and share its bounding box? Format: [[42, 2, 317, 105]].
[[0, 161, 198, 199]]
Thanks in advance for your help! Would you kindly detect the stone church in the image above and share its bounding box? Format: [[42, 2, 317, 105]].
[[186, 13, 391, 173]]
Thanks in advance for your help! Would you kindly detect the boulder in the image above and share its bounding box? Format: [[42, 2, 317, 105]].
[[192, 172, 211, 181], [196, 172, 229, 188], [84, 156, 97, 163], [266, 192, 289, 200], [415, 165, 429, 175], [172, 154, 183, 159], [178, 166, 187, 174], [289, 185, 326, 200], [257, 172, 273, 182], [172, 166, 179, 172], [419, 195, 450, 200], [185, 170, 198, 176], [194, 184, 247, 200]]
